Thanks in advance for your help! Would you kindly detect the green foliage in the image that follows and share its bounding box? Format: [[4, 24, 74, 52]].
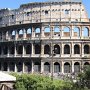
[[11, 73, 73, 90], [77, 65, 90, 89]]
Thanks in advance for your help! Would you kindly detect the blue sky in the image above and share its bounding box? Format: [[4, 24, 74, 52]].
[[0, 0, 90, 18]]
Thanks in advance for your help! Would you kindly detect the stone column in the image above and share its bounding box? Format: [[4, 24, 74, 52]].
[[71, 26, 74, 37], [41, 61, 44, 73], [32, 27, 35, 38], [80, 27, 82, 38], [72, 61, 74, 73], [70, 26, 72, 38], [41, 26, 45, 38], [7, 62, 10, 72], [61, 61, 64, 74], [61, 43, 64, 55], [81, 43, 84, 56], [72, 43, 74, 55], [15, 30, 18, 40], [61, 26, 63, 37], [15, 44, 17, 57], [23, 29, 27, 39], [22, 62, 25, 73], [31, 43, 34, 55], [41, 44, 44, 56], [50, 26, 54, 39], [23, 45, 25, 56], [15, 63, 17, 72], [31, 60, 34, 73], [7, 46, 10, 57]]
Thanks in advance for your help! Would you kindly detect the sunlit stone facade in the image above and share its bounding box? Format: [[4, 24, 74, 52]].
[[0, 0, 90, 77]]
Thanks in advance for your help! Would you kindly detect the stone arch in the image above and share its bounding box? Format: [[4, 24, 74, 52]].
[[63, 27, 70, 37], [44, 62, 50, 72], [54, 62, 60, 73], [26, 44, 32, 54], [83, 27, 89, 37], [27, 28, 31, 38], [35, 44, 41, 54], [74, 62, 80, 73], [54, 44, 60, 54], [17, 62, 22, 72], [44, 27, 50, 37], [64, 62, 70, 73], [84, 62, 89, 65], [25, 62, 31, 72], [54, 27, 60, 37], [34, 62, 41, 72], [64, 44, 70, 54], [11, 30, 15, 36], [44, 44, 50, 54], [74, 44, 80, 54], [27, 28, 31, 34], [74, 27, 80, 37], [84, 45, 89, 54], [19, 29, 23, 38], [9, 62, 15, 72], [19, 29, 23, 35], [35, 28, 40, 37], [17, 45, 23, 54]]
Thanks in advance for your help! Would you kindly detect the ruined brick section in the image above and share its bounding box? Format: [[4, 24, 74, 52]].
[[0, 0, 90, 78]]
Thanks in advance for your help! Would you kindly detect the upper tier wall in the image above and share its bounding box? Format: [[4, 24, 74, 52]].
[[0, 1, 89, 27]]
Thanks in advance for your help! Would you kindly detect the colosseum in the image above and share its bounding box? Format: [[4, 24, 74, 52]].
[[0, 0, 90, 77]]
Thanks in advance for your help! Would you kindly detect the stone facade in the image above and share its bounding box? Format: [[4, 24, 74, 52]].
[[0, 0, 90, 77]]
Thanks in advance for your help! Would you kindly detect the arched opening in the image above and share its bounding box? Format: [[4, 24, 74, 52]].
[[17, 45, 23, 54], [54, 62, 60, 73], [84, 62, 89, 66], [35, 44, 41, 54], [26, 44, 32, 54], [11, 30, 15, 39], [27, 28, 31, 38], [44, 45, 50, 54], [10, 45, 15, 54], [3, 46, 8, 55], [74, 62, 80, 73], [84, 45, 89, 54], [34, 62, 41, 72], [83, 27, 89, 37], [3, 62, 8, 71], [9, 62, 15, 72], [74, 45, 80, 54], [19, 29, 23, 38], [54, 27, 60, 37], [44, 62, 50, 72], [63, 27, 70, 37], [35, 28, 40, 37], [17, 62, 22, 72], [44, 27, 50, 37], [74, 27, 80, 37], [64, 62, 70, 73], [25, 62, 31, 72], [64, 45, 70, 54], [54, 45, 60, 54]]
